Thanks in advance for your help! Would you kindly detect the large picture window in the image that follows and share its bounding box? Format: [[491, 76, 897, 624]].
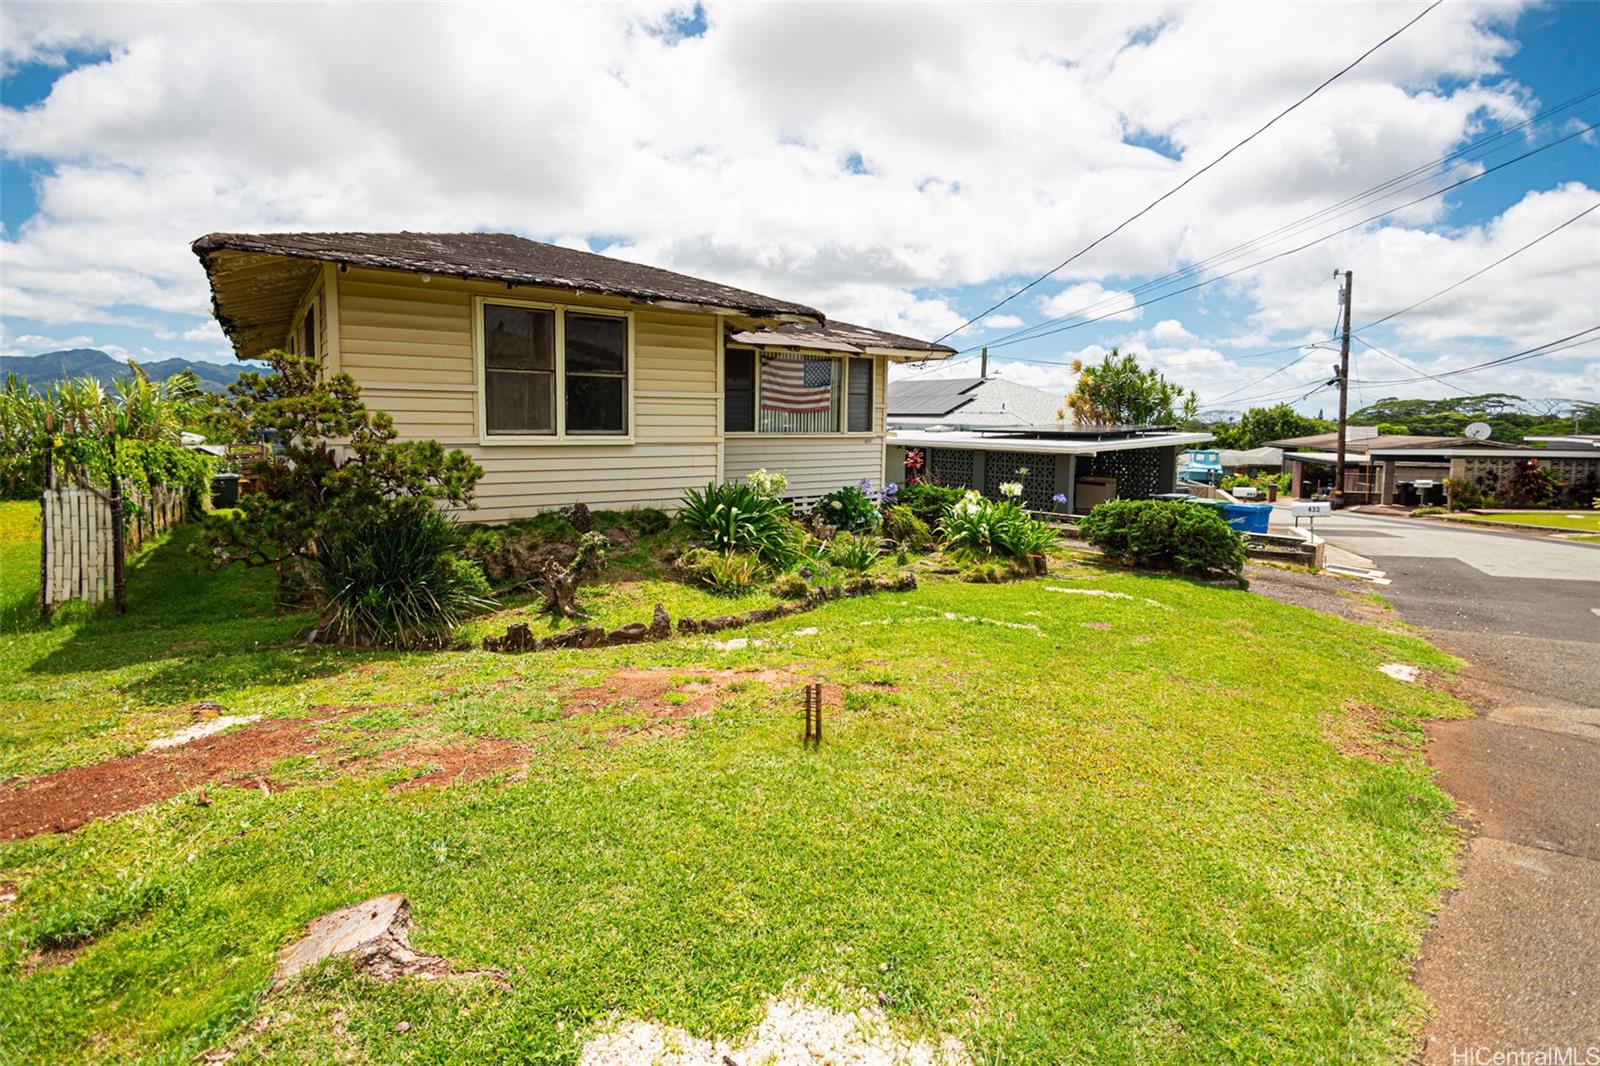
[[757, 353, 840, 433], [478, 300, 630, 439]]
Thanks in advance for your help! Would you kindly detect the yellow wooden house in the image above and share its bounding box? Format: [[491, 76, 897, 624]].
[[193, 232, 953, 521]]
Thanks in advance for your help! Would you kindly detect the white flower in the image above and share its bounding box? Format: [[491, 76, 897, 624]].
[[1000, 481, 1023, 498], [830, 499, 842, 509]]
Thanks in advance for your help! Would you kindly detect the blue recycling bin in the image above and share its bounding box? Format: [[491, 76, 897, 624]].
[[1221, 502, 1272, 534]]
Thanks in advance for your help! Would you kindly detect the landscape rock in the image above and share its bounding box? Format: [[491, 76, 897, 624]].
[[602, 526, 636, 549], [676, 617, 702, 635], [701, 615, 744, 633], [607, 623, 648, 645], [483, 622, 536, 653], [648, 604, 671, 639]]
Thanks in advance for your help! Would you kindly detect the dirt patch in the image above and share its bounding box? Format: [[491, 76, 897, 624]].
[[1324, 702, 1406, 763], [0, 717, 324, 840], [387, 740, 533, 792], [562, 668, 828, 741], [0, 706, 527, 841], [17, 941, 86, 978]]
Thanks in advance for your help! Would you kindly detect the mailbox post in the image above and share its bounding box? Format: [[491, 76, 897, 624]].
[[1292, 500, 1332, 534]]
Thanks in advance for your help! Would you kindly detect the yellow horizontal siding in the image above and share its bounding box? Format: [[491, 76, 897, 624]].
[[335, 266, 722, 519], [723, 436, 887, 498]]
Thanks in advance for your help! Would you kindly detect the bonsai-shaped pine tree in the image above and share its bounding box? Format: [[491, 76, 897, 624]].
[[198, 351, 483, 602]]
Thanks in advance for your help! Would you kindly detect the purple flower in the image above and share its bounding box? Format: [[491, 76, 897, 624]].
[[858, 478, 873, 493], [883, 482, 899, 498], [1052, 493, 1069, 506]]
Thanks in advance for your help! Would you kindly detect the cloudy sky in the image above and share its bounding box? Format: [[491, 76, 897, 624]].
[[1, 1, 1596, 415]]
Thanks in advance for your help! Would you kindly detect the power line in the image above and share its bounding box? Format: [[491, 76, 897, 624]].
[[1200, 197, 1600, 403], [1354, 336, 1475, 396], [931, 0, 1443, 343], [1356, 200, 1600, 330], [963, 119, 1599, 358], [1350, 327, 1600, 385], [972, 85, 1600, 353]]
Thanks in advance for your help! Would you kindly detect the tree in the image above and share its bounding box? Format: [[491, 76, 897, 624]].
[[1066, 349, 1196, 426], [1210, 403, 1332, 450], [199, 351, 483, 598]]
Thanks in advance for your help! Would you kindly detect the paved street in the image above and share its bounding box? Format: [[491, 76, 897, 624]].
[[1277, 507, 1600, 1060]]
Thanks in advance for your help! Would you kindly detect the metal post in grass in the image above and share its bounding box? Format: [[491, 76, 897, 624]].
[[803, 682, 823, 745]]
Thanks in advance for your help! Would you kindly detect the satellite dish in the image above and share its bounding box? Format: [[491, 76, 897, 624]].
[[1465, 422, 1492, 440]]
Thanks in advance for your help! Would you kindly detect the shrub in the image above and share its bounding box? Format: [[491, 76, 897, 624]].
[[675, 547, 766, 595], [826, 532, 881, 572], [679, 482, 798, 567], [746, 468, 789, 500], [942, 490, 1057, 569], [898, 482, 965, 527], [1412, 506, 1449, 516], [882, 504, 933, 550], [1444, 477, 1490, 511], [814, 484, 880, 533], [307, 504, 494, 648], [1077, 499, 1245, 576]]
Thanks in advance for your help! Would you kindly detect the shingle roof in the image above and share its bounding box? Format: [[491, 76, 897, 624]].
[[192, 231, 824, 320], [730, 320, 956, 356]]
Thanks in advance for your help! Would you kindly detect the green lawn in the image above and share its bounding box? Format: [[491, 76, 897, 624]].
[[1445, 510, 1600, 532], [0, 500, 1468, 1063]]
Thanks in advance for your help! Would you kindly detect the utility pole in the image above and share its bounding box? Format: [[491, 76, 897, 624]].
[[980, 346, 988, 379], [1333, 269, 1353, 509]]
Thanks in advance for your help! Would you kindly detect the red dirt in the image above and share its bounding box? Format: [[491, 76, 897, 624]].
[[387, 740, 533, 792], [1323, 701, 1406, 763], [1, 718, 322, 840], [561, 667, 827, 741]]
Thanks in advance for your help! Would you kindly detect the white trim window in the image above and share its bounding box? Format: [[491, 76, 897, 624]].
[[475, 297, 633, 442]]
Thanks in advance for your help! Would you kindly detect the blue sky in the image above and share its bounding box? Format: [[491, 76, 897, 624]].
[[1, 2, 1596, 412]]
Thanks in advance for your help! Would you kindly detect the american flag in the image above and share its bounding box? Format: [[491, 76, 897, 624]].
[[760, 355, 834, 413]]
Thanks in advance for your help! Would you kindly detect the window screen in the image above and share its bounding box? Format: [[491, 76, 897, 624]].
[[724, 347, 755, 432], [483, 305, 556, 434], [847, 357, 872, 432], [564, 313, 628, 434]]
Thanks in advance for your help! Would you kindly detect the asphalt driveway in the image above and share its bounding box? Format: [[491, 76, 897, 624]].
[[1282, 509, 1599, 1060]]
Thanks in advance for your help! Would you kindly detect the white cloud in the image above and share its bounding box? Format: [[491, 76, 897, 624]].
[[1, 0, 1591, 407], [1037, 282, 1141, 323], [1150, 318, 1193, 343]]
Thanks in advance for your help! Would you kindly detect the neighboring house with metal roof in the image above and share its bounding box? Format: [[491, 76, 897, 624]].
[[886, 375, 1066, 430], [193, 232, 954, 518]]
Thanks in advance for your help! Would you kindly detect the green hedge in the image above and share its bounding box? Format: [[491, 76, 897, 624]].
[[1078, 499, 1245, 576]]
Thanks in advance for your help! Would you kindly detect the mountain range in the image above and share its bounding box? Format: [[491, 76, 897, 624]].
[[0, 348, 256, 394]]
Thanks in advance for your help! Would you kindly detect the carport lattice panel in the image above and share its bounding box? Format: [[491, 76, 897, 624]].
[[981, 450, 1059, 510], [1083, 447, 1164, 500], [928, 448, 976, 489]]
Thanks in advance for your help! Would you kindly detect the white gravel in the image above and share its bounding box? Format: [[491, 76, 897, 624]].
[[1379, 662, 1421, 683], [577, 997, 972, 1066]]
